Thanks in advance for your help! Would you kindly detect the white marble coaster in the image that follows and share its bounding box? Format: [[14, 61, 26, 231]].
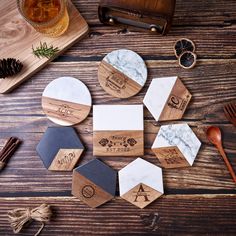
[[143, 76, 192, 121], [42, 77, 92, 126], [119, 158, 164, 208], [93, 105, 144, 156], [93, 105, 144, 131], [152, 124, 201, 168], [98, 49, 147, 98]]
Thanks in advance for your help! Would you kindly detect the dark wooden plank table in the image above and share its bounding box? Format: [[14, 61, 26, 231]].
[[0, 0, 236, 235]]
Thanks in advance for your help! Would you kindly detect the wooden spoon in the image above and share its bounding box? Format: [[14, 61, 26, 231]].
[[206, 126, 236, 183]]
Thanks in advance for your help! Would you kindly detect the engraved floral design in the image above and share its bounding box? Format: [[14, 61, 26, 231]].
[[99, 138, 109, 147], [127, 138, 137, 147]]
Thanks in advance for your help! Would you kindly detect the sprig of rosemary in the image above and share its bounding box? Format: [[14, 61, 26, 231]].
[[32, 42, 59, 59]]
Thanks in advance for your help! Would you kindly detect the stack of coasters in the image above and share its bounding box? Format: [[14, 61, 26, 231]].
[[143, 76, 191, 121], [152, 124, 201, 168], [72, 159, 117, 208], [42, 77, 92, 126], [119, 158, 164, 209], [98, 49, 147, 98], [36, 127, 84, 171], [93, 105, 144, 156]]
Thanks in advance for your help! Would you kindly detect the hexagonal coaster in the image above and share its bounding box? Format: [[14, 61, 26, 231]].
[[152, 124, 201, 168], [42, 77, 92, 126], [72, 159, 117, 208], [98, 49, 148, 98], [93, 105, 144, 156], [143, 76, 192, 121], [36, 127, 84, 171], [118, 158, 164, 209]]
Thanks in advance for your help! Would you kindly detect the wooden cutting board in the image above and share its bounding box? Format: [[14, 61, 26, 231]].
[[0, 0, 89, 94]]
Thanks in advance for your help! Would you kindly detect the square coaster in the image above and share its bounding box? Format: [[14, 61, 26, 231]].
[[93, 105, 144, 156]]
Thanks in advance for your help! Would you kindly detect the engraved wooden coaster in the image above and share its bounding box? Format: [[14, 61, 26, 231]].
[[93, 105, 144, 156], [151, 124, 201, 169], [36, 127, 84, 171], [98, 49, 147, 98], [72, 159, 117, 208], [152, 147, 190, 168], [143, 76, 192, 121], [119, 158, 164, 209], [42, 77, 92, 126]]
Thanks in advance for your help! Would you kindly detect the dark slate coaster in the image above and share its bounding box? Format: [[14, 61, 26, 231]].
[[36, 127, 84, 169], [75, 159, 117, 196]]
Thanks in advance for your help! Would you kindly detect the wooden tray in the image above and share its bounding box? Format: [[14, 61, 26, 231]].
[[0, 0, 89, 94]]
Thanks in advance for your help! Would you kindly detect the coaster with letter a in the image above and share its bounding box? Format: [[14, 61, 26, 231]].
[[98, 49, 147, 98], [119, 158, 164, 209], [42, 77, 92, 126], [93, 105, 144, 156]]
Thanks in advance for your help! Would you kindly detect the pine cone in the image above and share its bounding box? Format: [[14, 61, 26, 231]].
[[0, 58, 23, 79]]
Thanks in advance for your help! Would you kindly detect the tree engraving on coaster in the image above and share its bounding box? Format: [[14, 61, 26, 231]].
[[57, 152, 75, 165], [105, 73, 127, 93], [167, 94, 190, 111], [82, 185, 95, 198], [133, 184, 150, 203], [98, 136, 137, 153]]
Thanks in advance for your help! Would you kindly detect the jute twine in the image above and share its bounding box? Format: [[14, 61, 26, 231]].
[[8, 204, 52, 236]]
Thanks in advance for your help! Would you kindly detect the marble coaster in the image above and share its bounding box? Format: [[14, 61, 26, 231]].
[[98, 49, 148, 98], [152, 124, 201, 168], [119, 158, 164, 209], [42, 77, 92, 126], [143, 76, 192, 121], [93, 105, 144, 156]]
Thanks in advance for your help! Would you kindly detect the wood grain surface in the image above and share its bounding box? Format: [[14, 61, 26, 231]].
[[121, 183, 163, 209], [0, 0, 89, 94], [98, 60, 143, 98], [72, 171, 114, 208], [159, 77, 192, 121], [48, 149, 84, 171], [93, 130, 144, 156], [42, 96, 91, 126], [0, 0, 236, 235]]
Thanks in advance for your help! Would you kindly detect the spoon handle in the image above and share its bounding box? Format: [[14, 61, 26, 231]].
[[218, 145, 236, 183]]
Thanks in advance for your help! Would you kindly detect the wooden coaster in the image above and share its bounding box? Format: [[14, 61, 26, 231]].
[[119, 158, 164, 209], [98, 49, 147, 98], [93, 105, 144, 156], [42, 77, 92, 126]]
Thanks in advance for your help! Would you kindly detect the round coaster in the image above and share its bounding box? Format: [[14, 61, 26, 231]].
[[98, 49, 148, 98], [42, 77, 92, 126]]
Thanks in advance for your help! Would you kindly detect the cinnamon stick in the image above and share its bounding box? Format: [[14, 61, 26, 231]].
[[0, 137, 21, 171]]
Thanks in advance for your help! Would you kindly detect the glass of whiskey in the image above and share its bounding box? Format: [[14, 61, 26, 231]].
[[17, 0, 69, 37]]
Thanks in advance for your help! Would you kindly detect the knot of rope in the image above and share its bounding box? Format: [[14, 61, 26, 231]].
[[8, 204, 52, 236]]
